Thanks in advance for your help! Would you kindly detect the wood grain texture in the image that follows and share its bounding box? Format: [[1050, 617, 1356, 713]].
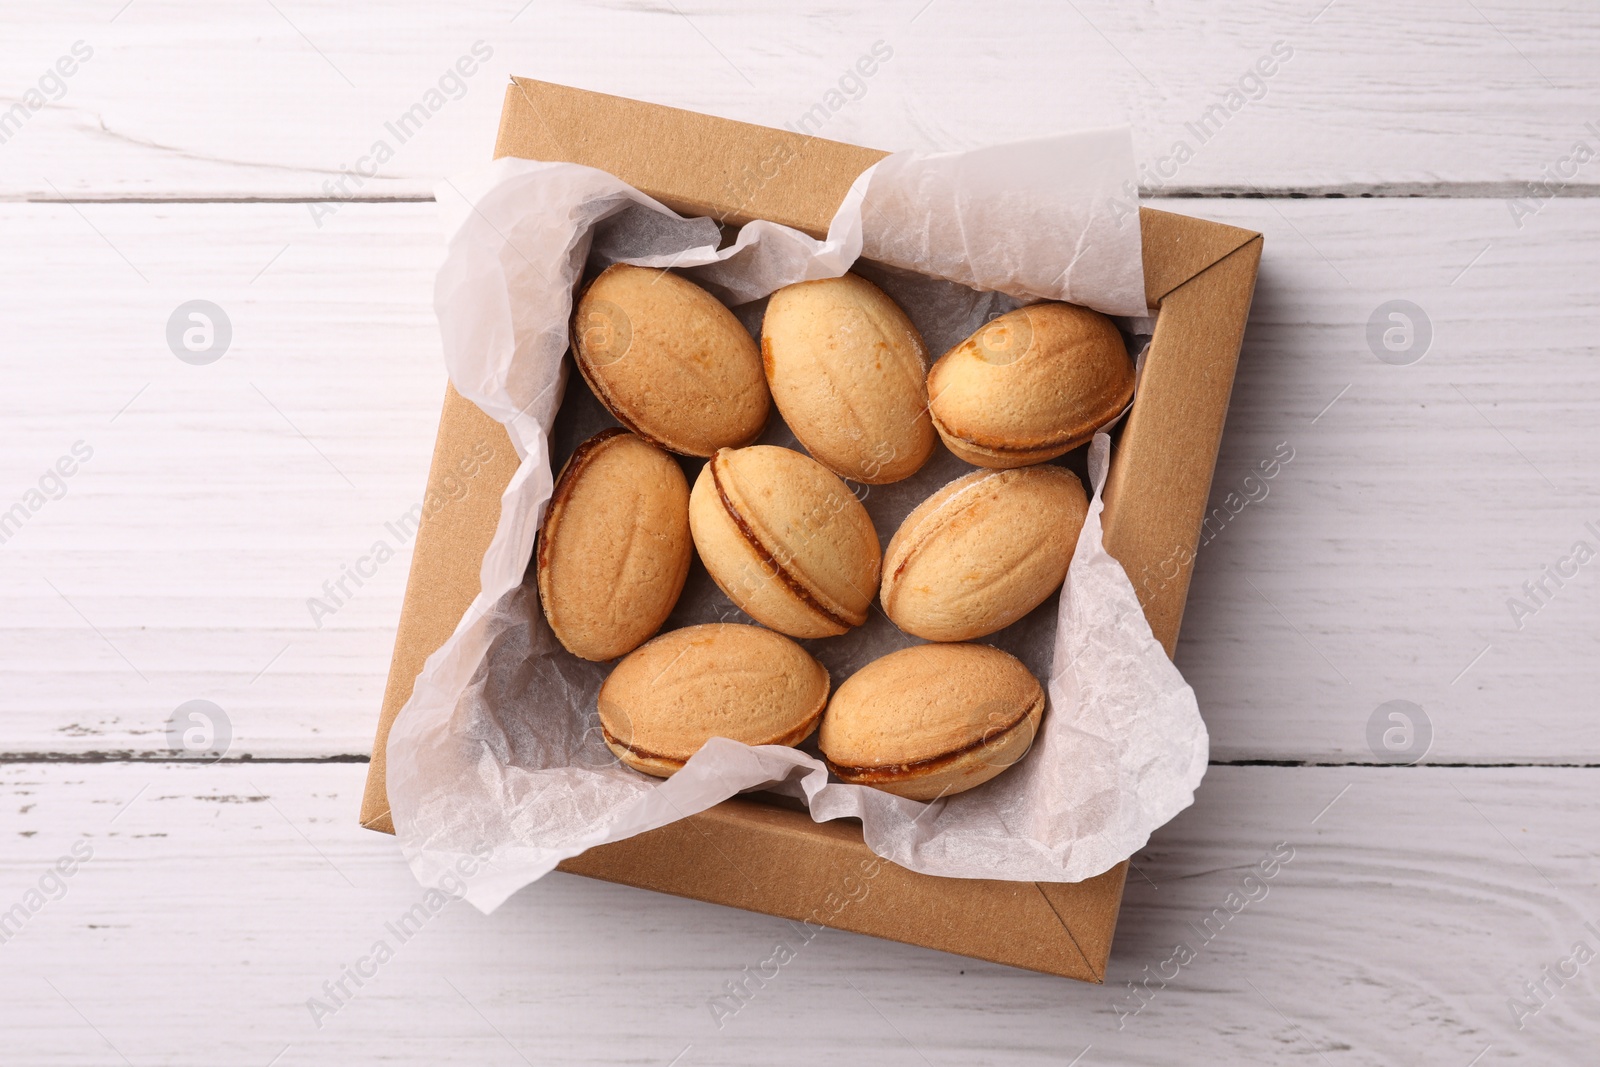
[[1182, 196, 1600, 763], [3, 197, 1595, 762], [6, 12, 1593, 1062], [3, 1, 1598, 200], [1, 762, 1594, 1064], [4, 6, 1596, 1058], [0, 202, 448, 759]]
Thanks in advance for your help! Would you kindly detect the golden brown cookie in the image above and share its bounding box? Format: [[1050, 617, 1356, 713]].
[[927, 302, 1133, 468], [597, 623, 830, 777], [536, 429, 691, 661], [881, 465, 1087, 641], [761, 274, 934, 484], [572, 264, 769, 456], [818, 643, 1045, 800], [688, 445, 881, 638]]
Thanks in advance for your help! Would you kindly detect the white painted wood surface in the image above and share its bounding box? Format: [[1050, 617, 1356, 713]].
[[1, 763, 1594, 1065], [4, 1, 1599, 200], [0, 202, 446, 759], [4, 197, 1596, 762], [3, 1, 1598, 1061]]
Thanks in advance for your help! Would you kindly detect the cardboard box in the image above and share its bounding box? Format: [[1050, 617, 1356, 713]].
[[361, 78, 1262, 983]]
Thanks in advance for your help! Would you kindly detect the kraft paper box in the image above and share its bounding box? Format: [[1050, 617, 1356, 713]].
[[360, 78, 1262, 982]]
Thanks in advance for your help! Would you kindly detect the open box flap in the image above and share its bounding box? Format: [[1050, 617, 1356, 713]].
[[500, 77, 1258, 308]]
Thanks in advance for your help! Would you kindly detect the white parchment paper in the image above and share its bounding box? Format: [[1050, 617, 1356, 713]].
[[387, 132, 1205, 912]]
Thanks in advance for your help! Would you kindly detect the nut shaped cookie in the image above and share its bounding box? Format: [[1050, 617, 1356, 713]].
[[881, 465, 1087, 641], [689, 445, 881, 638], [598, 623, 830, 777], [927, 302, 1132, 468], [761, 274, 934, 484], [819, 643, 1045, 800], [573, 264, 769, 456], [536, 429, 692, 661]]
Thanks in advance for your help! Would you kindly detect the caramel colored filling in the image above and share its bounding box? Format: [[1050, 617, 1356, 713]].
[[599, 725, 686, 770], [826, 696, 1041, 783], [601, 706, 822, 770], [709, 455, 851, 631]]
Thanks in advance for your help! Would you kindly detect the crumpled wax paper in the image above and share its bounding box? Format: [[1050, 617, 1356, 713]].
[[386, 130, 1205, 912]]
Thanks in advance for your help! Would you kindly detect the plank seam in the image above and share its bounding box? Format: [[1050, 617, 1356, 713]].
[[0, 754, 372, 764], [17, 184, 1600, 206], [2, 755, 1598, 767]]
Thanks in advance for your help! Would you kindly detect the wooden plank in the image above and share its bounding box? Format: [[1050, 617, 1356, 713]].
[[3, 1, 1598, 200], [0, 202, 448, 759], [0, 762, 1593, 1063], [2, 196, 1596, 762], [1178, 196, 1600, 763], [5, 6, 1593, 1061]]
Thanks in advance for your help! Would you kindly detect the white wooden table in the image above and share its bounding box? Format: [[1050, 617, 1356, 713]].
[[3, 3, 1597, 1063]]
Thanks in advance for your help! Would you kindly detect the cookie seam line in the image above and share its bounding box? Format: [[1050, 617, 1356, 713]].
[[825, 691, 1042, 780], [709, 453, 855, 631]]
